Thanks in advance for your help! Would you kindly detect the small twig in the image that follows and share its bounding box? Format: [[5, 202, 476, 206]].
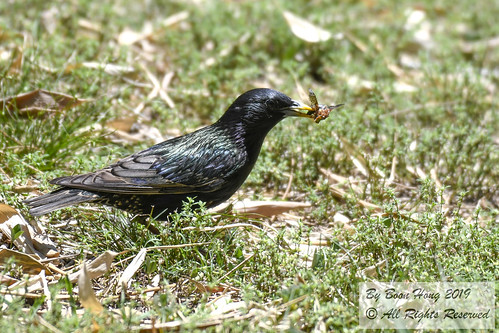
[[39, 253, 80, 263], [146, 241, 211, 251], [9, 154, 43, 174], [129, 286, 162, 295], [282, 158, 295, 200], [36, 315, 64, 333], [218, 253, 255, 283], [0, 289, 70, 300], [181, 223, 263, 232], [333, 286, 355, 307], [277, 294, 308, 311]]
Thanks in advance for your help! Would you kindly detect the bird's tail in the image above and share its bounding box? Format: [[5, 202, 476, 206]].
[[24, 188, 99, 216]]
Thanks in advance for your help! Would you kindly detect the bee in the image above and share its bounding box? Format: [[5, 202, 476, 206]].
[[307, 89, 344, 123]]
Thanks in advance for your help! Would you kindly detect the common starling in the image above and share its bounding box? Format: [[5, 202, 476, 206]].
[[25, 88, 340, 220]]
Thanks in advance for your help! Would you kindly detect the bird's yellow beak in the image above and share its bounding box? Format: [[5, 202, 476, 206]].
[[281, 100, 315, 118]]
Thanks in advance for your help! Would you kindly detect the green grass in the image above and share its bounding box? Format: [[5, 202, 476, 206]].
[[0, 0, 498, 331]]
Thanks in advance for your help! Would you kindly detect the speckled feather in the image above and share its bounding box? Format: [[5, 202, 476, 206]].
[[25, 88, 312, 219]]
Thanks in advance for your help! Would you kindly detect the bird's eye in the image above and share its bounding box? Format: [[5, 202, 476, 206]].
[[265, 99, 279, 109]]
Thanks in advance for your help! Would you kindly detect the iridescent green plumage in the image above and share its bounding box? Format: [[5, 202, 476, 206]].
[[25, 88, 316, 219]]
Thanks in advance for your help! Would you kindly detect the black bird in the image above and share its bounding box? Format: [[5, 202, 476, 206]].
[[25, 88, 334, 220]]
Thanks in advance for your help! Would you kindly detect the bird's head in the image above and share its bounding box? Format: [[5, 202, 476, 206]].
[[218, 88, 315, 131]]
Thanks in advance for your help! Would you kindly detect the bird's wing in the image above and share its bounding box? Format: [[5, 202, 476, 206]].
[[50, 142, 245, 195]]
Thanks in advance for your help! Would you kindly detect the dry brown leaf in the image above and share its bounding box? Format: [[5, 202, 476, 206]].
[[404, 9, 433, 50], [78, 262, 104, 314], [145, 274, 161, 299], [84, 250, 119, 279], [460, 35, 499, 54], [319, 168, 363, 194], [10, 182, 40, 194], [0, 219, 37, 256], [8, 270, 64, 296], [106, 122, 164, 144], [0, 89, 90, 116], [118, 27, 148, 46], [161, 11, 189, 28], [65, 62, 134, 75], [0, 273, 19, 286], [106, 116, 138, 132], [214, 200, 311, 218], [362, 259, 387, 278], [40, 270, 52, 311], [328, 186, 382, 212], [140, 66, 175, 109], [187, 277, 230, 294], [35, 315, 66, 333], [41, 7, 58, 34], [3, 272, 47, 297], [208, 295, 246, 316], [370, 35, 407, 78], [406, 165, 427, 179], [0, 203, 58, 258], [81, 62, 134, 75], [346, 75, 376, 94], [344, 32, 368, 53], [118, 11, 189, 46], [69, 250, 119, 282], [0, 203, 20, 223], [360, 0, 377, 8], [333, 212, 351, 224], [283, 11, 336, 43], [190, 278, 208, 293], [393, 81, 417, 93], [0, 248, 49, 275], [338, 136, 385, 178], [30, 235, 59, 259], [78, 19, 102, 34], [338, 137, 369, 177], [8, 46, 23, 74], [133, 63, 160, 114], [118, 248, 147, 288], [160, 71, 175, 108]]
